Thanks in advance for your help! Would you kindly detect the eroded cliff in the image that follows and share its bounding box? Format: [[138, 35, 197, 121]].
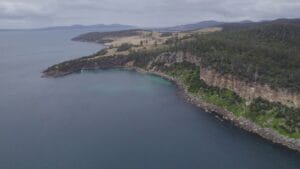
[[147, 52, 300, 108], [200, 67, 300, 108]]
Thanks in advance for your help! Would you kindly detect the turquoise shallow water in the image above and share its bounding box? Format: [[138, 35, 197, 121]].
[[0, 30, 299, 169]]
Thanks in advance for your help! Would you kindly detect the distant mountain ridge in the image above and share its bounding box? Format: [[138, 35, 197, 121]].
[[38, 24, 136, 31], [221, 18, 300, 31], [2, 18, 299, 33], [154, 20, 225, 32], [0, 24, 136, 32]]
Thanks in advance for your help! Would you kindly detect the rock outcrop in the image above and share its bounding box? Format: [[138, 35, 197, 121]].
[[149, 52, 300, 108], [200, 67, 300, 108], [147, 51, 300, 108], [153, 52, 201, 65]]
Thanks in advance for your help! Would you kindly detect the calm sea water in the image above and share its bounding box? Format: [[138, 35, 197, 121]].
[[0, 30, 299, 169]]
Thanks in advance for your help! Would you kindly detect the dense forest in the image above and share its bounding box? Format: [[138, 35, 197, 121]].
[[171, 19, 300, 91]]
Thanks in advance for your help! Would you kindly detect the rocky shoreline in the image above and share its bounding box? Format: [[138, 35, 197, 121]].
[[120, 66, 300, 152]]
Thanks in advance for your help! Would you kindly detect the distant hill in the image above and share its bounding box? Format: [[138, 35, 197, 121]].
[[72, 29, 147, 43], [37, 24, 136, 31], [220, 18, 300, 31], [155, 20, 225, 32], [0, 24, 136, 32]]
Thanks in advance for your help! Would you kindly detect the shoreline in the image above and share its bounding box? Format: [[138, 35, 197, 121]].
[[122, 66, 300, 152]]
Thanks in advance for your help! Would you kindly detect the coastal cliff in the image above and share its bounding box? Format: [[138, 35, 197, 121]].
[[136, 51, 300, 108], [200, 67, 300, 108]]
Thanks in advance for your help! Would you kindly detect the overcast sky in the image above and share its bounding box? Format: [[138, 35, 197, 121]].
[[0, 0, 299, 29]]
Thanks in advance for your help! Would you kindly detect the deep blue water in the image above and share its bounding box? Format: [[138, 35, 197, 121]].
[[0, 30, 299, 169]]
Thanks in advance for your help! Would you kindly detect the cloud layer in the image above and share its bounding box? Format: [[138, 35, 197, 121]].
[[0, 0, 299, 28]]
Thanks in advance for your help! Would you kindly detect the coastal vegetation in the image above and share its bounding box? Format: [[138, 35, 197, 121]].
[[153, 61, 300, 138]]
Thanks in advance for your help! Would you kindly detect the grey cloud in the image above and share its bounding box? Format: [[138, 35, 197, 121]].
[[0, 0, 299, 29]]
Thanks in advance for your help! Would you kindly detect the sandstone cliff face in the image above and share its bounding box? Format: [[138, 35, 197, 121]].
[[147, 51, 201, 69], [148, 51, 300, 108], [200, 67, 300, 108]]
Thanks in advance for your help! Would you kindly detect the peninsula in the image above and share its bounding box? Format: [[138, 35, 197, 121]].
[[43, 19, 300, 151]]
